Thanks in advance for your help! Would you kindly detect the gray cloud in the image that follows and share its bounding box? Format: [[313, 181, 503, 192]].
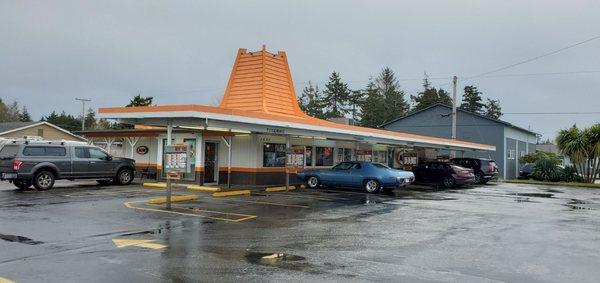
[[1, 0, 599, 139]]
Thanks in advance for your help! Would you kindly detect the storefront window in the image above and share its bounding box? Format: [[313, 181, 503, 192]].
[[372, 151, 387, 164], [316, 147, 334, 166], [305, 146, 313, 166], [337, 148, 353, 163], [263, 143, 286, 167]]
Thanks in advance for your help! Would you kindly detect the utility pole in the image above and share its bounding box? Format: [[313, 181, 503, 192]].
[[451, 76, 457, 158], [75, 98, 91, 131], [451, 76, 457, 140]]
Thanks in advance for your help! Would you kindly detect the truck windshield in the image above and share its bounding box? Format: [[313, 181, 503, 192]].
[[0, 145, 18, 159]]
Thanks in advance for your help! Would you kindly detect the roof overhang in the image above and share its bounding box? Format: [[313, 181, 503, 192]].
[[98, 106, 496, 152]]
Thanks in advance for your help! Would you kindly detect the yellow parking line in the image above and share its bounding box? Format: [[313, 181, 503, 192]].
[[212, 190, 251, 197], [148, 195, 199, 204], [0, 277, 15, 283], [273, 193, 335, 201], [187, 185, 221, 192], [124, 201, 256, 222], [217, 198, 310, 209]]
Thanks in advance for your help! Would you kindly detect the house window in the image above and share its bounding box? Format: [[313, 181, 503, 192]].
[[263, 143, 286, 167], [37, 128, 44, 137], [507, 149, 516, 159], [316, 147, 333, 166], [519, 151, 526, 158]]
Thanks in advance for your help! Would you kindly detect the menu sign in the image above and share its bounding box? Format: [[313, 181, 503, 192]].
[[164, 144, 190, 173], [286, 146, 305, 168]]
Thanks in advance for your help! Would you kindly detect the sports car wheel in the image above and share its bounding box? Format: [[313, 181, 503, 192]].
[[307, 176, 320, 189], [364, 179, 380, 193]]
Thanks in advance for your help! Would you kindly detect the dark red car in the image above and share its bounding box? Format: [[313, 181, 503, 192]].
[[412, 161, 475, 188], [451, 158, 499, 184]]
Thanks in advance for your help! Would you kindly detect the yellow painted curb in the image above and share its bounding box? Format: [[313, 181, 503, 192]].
[[265, 186, 296, 192], [143, 182, 166, 189], [212, 190, 251, 197], [187, 185, 221, 192], [0, 277, 15, 283], [148, 195, 199, 204], [299, 184, 306, 189]]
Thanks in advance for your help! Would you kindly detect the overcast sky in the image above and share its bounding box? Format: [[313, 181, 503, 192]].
[[1, 0, 599, 140]]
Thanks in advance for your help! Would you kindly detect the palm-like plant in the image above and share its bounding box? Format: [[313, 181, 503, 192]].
[[556, 124, 600, 183]]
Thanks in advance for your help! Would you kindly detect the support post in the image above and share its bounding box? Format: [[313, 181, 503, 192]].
[[221, 136, 232, 189], [166, 122, 173, 210], [126, 137, 140, 159], [285, 135, 290, 191]]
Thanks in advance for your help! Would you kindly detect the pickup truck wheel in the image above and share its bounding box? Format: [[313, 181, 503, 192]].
[[13, 180, 32, 189], [116, 168, 133, 185], [306, 176, 320, 189], [364, 179, 381, 193], [33, 171, 55, 190]]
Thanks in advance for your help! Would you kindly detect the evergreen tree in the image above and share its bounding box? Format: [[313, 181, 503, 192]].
[[0, 99, 22, 122], [375, 67, 409, 124], [359, 79, 387, 128], [19, 106, 32, 122], [298, 81, 326, 119], [42, 111, 81, 132], [484, 98, 502, 119], [411, 73, 452, 110], [459, 85, 485, 114], [126, 94, 153, 107], [347, 89, 366, 122], [322, 72, 350, 118], [84, 108, 97, 129]]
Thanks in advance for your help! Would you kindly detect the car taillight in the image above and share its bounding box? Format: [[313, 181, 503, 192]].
[[485, 165, 494, 172], [457, 170, 472, 177], [12, 160, 23, 170]]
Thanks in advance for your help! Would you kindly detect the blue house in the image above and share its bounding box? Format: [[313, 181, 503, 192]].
[[380, 104, 538, 179]]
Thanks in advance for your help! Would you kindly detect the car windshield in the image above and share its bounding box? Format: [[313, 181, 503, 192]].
[[0, 145, 18, 159], [371, 163, 389, 169]]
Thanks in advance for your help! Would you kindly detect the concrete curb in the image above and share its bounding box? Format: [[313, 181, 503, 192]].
[[187, 185, 221, 192], [265, 186, 296, 192], [148, 195, 199, 204], [143, 182, 166, 189], [212, 190, 251, 197]]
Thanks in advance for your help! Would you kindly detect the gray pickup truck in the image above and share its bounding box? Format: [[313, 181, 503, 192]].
[[0, 140, 135, 190]]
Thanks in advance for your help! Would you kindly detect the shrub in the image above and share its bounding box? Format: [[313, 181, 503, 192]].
[[532, 158, 563, 182], [562, 165, 583, 183], [520, 151, 561, 164]]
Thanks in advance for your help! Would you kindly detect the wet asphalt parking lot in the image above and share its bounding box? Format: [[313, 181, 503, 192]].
[[0, 180, 599, 282]]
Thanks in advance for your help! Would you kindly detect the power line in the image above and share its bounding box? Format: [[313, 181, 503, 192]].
[[503, 111, 600, 115], [466, 34, 600, 79]]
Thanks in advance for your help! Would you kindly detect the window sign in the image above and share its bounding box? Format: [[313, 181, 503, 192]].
[[305, 146, 313, 166], [356, 150, 372, 162], [286, 146, 305, 168], [316, 147, 333, 166]]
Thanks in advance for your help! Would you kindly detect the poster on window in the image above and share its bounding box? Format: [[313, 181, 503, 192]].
[[286, 146, 305, 168], [356, 150, 372, 162]]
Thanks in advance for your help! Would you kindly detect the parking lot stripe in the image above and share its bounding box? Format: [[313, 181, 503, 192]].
[[124, 201, 257, 222], [272, 192, 335, 201], [215, 198, 310, 209]]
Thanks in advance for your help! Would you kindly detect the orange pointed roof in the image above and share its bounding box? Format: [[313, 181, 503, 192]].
[[219, 45, 307, 118]]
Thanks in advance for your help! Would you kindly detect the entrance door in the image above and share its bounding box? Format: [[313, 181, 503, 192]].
[[204, 142, 218, 184]]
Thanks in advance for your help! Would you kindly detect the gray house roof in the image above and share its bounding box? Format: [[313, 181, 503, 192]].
[[380, 103, 538, 136], [0, 121, 39, 133]]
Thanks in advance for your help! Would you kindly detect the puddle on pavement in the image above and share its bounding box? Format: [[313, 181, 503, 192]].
[[564, 199, 597, 210], [245, 252, 306, 264], [544, 189, 564, 193], [510, 193, 554, 198], [0, 233, 44, 245]]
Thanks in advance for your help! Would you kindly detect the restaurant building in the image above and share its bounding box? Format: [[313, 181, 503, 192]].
[[91, 46, 495, 187]]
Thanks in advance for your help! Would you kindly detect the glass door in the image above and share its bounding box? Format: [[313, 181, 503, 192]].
[[203, 142, 218, 184], [183, 138, 196, 180]]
